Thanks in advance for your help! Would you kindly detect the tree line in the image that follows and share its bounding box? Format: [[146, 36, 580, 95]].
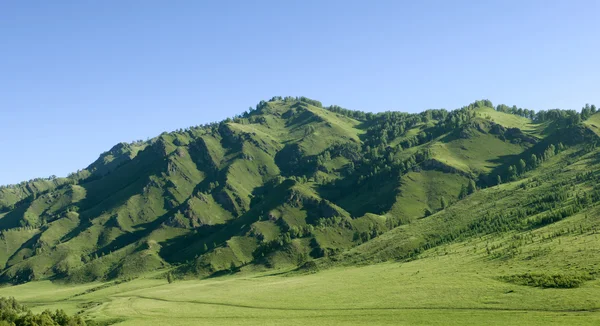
[[0, 297, 94, 326]]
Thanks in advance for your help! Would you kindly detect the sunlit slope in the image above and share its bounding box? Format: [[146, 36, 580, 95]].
[[338, 142, 600, 270], [474, 106, 536, 134], [0, 98, 371, 282], [583, 111, 600, 137], [0, 97, 597, 285]]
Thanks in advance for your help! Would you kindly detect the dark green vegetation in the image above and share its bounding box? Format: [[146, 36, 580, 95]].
[[0, 297, 89, 326], [500, 273, 594, 288], [1, 97, 599, 288]]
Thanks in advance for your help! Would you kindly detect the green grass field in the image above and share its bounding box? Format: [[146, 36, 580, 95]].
[[2, 224, 600, 326]]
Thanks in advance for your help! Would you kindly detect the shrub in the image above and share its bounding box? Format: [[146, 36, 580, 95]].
[[500, 273, 594, 288]]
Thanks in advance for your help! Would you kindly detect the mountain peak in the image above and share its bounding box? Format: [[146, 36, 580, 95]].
[[0, 98, 597, 284]]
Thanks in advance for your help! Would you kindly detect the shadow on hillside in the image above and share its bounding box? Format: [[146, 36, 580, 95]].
[[159, 179, 296, 263], [482, 127, 585, 186], [0, 205, 28, 230], [317, 170, 400, 218], [286, 105, 321, 128], [88, 200, 187, 258], [57, 146, 167, 246], [78, 146, 164, 220], [3, 232, 42, 270]]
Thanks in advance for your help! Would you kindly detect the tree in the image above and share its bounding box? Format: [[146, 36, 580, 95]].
[[440, 196, 447, 210], [497, 175, 502, 186], [518, 159, 527, 174], [529, 154, 538, 168], [467, 180, 477, 195], [166, 272, 173, 284], [459, 184, 467, 199], [424, 208, 433, 217], [507, 165, 517, 180]]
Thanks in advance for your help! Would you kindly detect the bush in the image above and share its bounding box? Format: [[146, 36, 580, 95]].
[[297, 260, 319, 274], [500, 273, 594, 288]]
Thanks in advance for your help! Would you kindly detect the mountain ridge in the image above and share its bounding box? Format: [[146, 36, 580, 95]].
[[0, 97, 598, 284]]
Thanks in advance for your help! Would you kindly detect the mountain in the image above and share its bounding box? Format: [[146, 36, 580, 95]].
[[0, 96, 598, 285]]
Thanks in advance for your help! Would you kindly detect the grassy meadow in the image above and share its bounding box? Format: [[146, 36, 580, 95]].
[[2, 221, 600, 326]]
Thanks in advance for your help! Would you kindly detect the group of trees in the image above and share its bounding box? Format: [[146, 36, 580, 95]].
[[322, 147, 432, 200], [0, 297, 91, 326], [529, 183, 600, 228], [361, 101, 491, 151], [317, 104, 500, 196], [496, 104, 536, 119], [496, 104, 597, 124], [497, 102, 597, 126], [535, 109, 582, 126], [495, 143, 565, 185], [406, 159, 600, 262], [458, 180, 478, 199]]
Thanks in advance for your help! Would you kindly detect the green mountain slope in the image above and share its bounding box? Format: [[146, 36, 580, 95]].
[[0, 97, 598, 285]]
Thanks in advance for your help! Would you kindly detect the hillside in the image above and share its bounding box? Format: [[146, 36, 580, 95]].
[[0, 97, 598, 288]]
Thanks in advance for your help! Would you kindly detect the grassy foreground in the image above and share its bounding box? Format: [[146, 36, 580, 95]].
[[1, 234, 599, 326]]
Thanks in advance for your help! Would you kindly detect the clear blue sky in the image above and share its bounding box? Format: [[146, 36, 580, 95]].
[[1, 0, 599, 185]]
